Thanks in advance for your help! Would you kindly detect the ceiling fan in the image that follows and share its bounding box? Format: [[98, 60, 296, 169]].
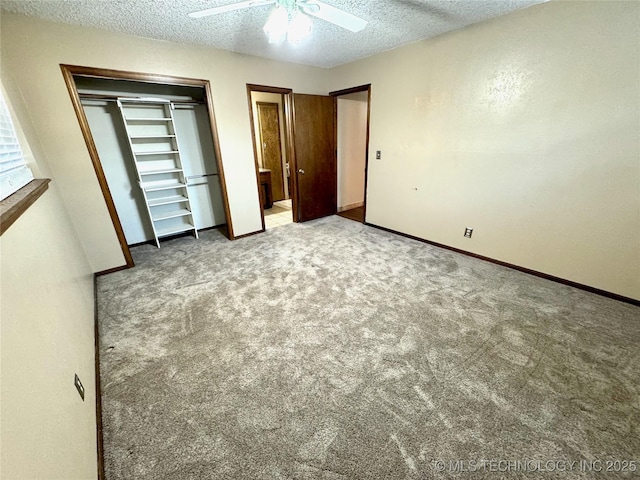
[[189, 0, 368, 44]]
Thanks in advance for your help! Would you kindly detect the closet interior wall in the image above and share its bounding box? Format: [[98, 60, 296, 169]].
[[75, 77, 227, 245]]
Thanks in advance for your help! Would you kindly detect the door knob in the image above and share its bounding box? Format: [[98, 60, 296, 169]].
[[298, 169, 305, 175]]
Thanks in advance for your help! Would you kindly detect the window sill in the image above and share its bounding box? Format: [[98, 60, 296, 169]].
[[0, 179, 51, 235]]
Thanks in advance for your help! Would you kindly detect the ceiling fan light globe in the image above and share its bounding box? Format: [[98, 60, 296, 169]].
[[287, 11, 312, 44], [267, 31, 287, 43], [263, 5, 289, 43]]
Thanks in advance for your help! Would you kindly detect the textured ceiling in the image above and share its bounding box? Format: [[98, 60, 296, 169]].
[[1, 0, 546, 68]]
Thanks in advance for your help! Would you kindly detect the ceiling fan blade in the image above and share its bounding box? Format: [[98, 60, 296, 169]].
[[302, 0, 367, 33], [189, 0, 275, 18]]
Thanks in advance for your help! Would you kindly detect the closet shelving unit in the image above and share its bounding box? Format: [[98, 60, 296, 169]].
[[117, 97, 198, 247]]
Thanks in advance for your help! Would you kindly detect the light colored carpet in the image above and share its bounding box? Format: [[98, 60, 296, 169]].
[[97, 216, 639, 479]]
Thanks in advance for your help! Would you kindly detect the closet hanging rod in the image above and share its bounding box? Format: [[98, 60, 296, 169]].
[[186, 173, 219, 180], [78, 93, 204, 105]]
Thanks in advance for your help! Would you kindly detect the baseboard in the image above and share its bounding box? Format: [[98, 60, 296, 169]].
[[95, 264, 129, 276], [233, 228, 265, 240], [198, 223, 227, 233], [126, 240, 157, 249], [365, 222, 640, 307], [338, 202, 364, 212], [127, 224, 229, 249], [93, 275, 106, 480]]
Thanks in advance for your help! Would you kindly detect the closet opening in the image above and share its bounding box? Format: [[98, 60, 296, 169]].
[[61, 65, 233, 267], [246, 84, 297, 231], [330, 84, 371, 224]]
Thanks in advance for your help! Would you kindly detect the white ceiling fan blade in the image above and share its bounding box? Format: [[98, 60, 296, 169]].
[[302, 0, 367, 33], [189, 0, 275, 19]]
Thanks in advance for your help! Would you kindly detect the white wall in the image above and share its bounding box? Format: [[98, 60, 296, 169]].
[[337, 91, 368, 210], [251, 91, 289, 199], [0, 13, 330, 271], [0, 80, 97, 479], [328, 0, 640, 300]]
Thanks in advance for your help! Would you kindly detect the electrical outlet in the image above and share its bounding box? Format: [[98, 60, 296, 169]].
[[376, 150, 381, 160], [74, 374, 85, 401], [464, 228, 473, 238]]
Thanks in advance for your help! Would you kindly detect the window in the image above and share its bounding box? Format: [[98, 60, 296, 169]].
[[0, 91, 33, 200]]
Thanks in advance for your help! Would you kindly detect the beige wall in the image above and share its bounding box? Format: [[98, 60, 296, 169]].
[[251, 91, 289, 198], [337, 91, 368, 209], [328, 0, 640, 300], [0, 3, 637, 478], [0, 13, 329, 272], [0, 81, 97, 479]]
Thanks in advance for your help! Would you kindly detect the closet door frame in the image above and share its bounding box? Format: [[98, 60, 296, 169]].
[[60, 64, 234, 269]]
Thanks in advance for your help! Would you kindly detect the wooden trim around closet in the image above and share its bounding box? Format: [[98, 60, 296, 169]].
[[60, 65, 134, 268], [62, 65, 210, 88], [60, 64, 235, 264], [203, 81, 235, 239]]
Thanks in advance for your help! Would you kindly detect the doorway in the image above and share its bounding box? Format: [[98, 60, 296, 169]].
[[61, 65, 233, 267], [331, 85, 371, 224], [247, 84, 297, 230], [248, 85, 355, 229]]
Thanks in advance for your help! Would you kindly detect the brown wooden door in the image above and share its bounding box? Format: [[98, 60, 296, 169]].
[[257, 102, 286, 202], [293, 94, 336, 222]]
